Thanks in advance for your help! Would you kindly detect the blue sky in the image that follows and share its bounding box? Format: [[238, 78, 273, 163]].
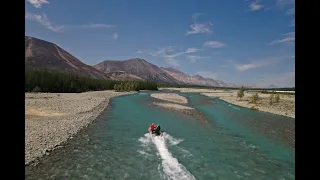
[[25, 0, 295, 87]]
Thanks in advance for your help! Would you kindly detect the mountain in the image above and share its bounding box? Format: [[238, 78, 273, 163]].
[[105, 71, 144, 81], [160, 67, 191, 84], [93, 59, 181, 84], [25, 36, 108, 79], [268, 84, 277, 89], [161, 67, 237, 88], [25, 36, 248, 87]]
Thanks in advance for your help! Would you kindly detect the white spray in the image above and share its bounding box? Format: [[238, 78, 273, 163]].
[[139, 133, 196, 180]]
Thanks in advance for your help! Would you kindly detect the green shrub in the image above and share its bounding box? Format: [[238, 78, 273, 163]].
[[32, 86, 41, 93], [269, 94, 274, 105], [237, 87, 245, 100], [250, 93, 260, 104], [275, 94, 280, 103]]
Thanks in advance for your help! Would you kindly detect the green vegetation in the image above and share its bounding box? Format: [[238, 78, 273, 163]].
[[237, 87, 245, 100], [158, 84, 294, 92], [269, 93, 281, 105], [269, 94, 274, 105], [25, 69, 158, 93], [275, 93, 280, 103], [250, 92, 260, 104], [114, 81, 157, 92], [32, 86, 41, 93]]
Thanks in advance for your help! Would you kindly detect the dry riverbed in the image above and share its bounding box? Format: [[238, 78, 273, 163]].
[[151, 93, 207, 122], [25, 90, 135, 165], [202, 91, 295, 118], [151, 93, 188, 104], [161, 88, 295, 118]]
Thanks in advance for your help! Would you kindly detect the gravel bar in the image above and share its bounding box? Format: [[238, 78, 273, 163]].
[[25, 90, 135, 165]]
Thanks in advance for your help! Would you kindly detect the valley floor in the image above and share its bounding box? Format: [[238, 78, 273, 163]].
[[160, 88, 295, 119], [25, 90, 135, 165]]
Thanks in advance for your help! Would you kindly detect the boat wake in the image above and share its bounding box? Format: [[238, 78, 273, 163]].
[[138, 133, 196, 180]]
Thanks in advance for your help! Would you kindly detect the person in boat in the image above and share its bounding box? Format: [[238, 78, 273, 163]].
[[153, 124, 162, 136], [148, 123, 155, 134]]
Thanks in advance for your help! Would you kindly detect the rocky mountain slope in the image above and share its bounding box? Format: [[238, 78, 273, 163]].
[[93, 59, 181, 84], [25, 36, 108, 79], [161, 67, 237, 88], [25, 36, 243, 87]]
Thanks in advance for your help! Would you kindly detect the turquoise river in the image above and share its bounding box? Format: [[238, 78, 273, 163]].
[[25, 91, 295, 180]]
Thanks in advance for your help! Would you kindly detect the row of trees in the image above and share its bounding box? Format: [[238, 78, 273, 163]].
[[114, 81, 158, 92], [25, 69, 158, 93], [159, 83, 294, 92]]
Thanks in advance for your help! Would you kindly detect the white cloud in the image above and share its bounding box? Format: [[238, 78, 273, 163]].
[[164, 58, 180, 67], [236, 64, 257, 71], [186, 22, 213, 35], [274, 0, 295, 26], [187, 55, 210, 63], [286, 8, 295, 16], [192, 13, 203, 20], [204, 41, 226, 48], [25, 12, 64, 32], [235, 57, 280, 72], [27, 0, 49, 8], [276, 0, 295, 6], [149, 47, 181, 67], [186, 13, 213, 35], [249, 2, 264, 11], [81, 23, 115, 29], [136, 50, 143, 54], [268, 32, 295, 45], [113, 33, 118, 40], [150, 46, 195, 57], [290, 18, 295, 27], [285, 6, 295, 26], [186, 48, 200, 53], [149, 46, 209, 66], [196, 71, 218, 79], [25, 12, 117, 36]]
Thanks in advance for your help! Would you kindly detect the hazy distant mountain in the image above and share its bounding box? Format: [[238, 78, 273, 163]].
[[25, 36, 107, 79], [268, 84, 277, 88], [161, 67, 238, 88], [93, 59, 181, 84]]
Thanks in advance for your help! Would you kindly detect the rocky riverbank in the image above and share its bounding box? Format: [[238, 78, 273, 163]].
[[160, 88, 295, 118], [201, 92, 295, 118], [25, 90, 135, 165]]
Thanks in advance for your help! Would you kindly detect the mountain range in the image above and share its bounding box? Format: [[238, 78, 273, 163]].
[[25, 36, 248, 88]]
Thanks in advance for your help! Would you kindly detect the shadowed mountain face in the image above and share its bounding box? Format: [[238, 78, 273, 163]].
[[25, 36, 108, 79], [25, 36, 244, 87], [105, 71, 144, 81], [93, 59, 181, 84]]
